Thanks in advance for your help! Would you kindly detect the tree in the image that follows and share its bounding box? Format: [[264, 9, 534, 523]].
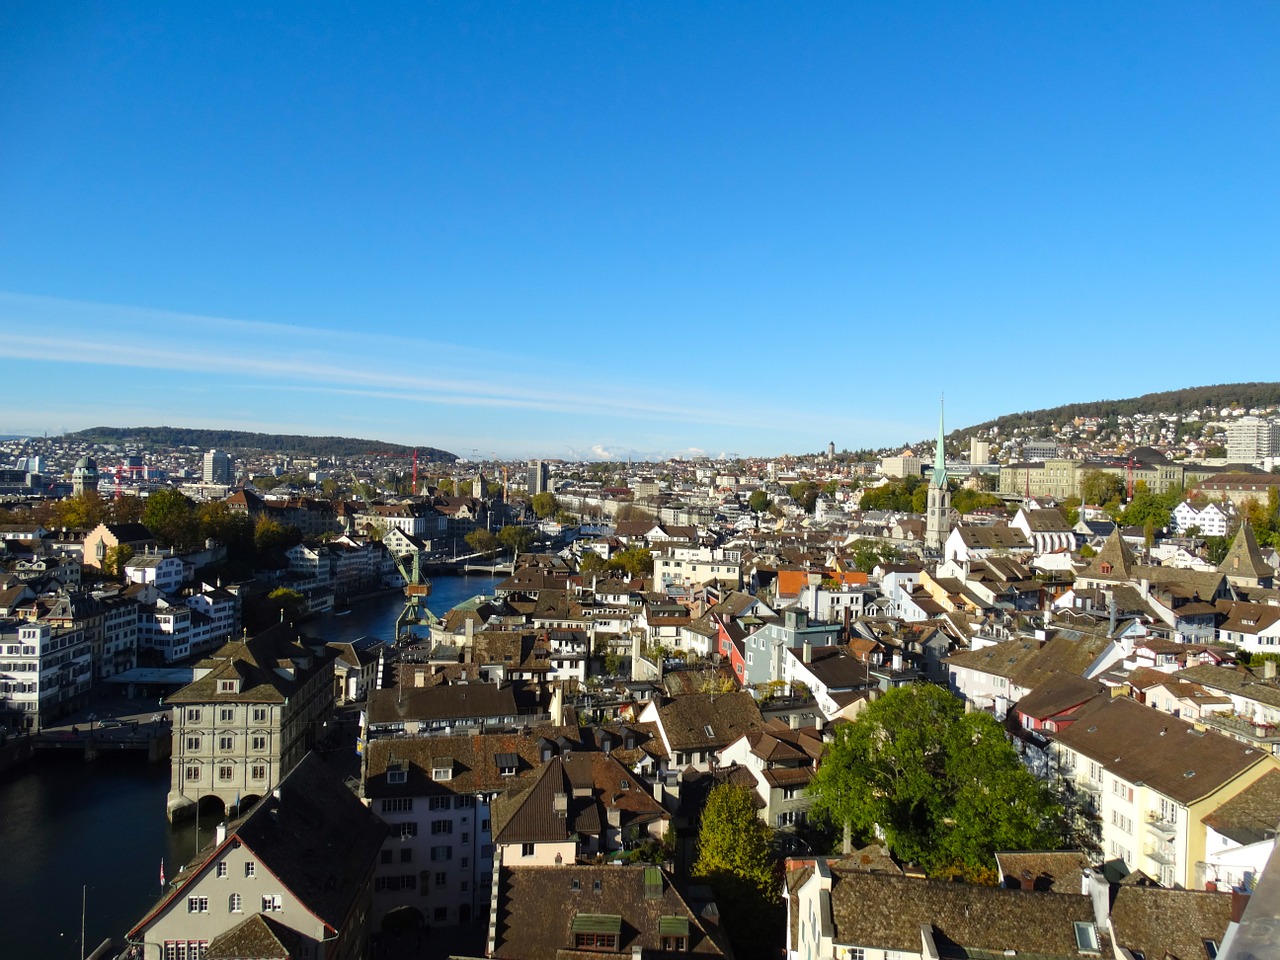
[[788, 481, 819, 514], [607, 546, 653, 578], [497, 524, 535, 555], [848, 539, 899, 573], [142, 488, 199, 549], [49, 491, 109, 529], [578, 550, 608, 575], [693, 782, 780, 960], [530, 491, 558, 519], [102, 543, 134, 578], [263, 587, 306, 624], [1080, 470, 1125, 506], [466, 528, 500, 554], [808, 685, 1058, 879], [748, 489, 771, 513], [254, 515, 301, 558]]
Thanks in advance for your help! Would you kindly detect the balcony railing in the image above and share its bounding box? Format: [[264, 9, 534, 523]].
[[1145, 812, 1177, 838]]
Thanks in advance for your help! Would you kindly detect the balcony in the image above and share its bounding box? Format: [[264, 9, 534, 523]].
[[1144, 842, 1176, 866], [1145, 811, 1177, 839]]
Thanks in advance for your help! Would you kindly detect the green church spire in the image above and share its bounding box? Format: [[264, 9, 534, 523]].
[[932, 398, 947, 488]]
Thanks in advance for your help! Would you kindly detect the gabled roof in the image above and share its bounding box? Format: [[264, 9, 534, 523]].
[[1219, 521, 1273, 581], [1046, 696, 1272, 805], [1108, 885, 1233, 960], [166, 624, 331, 705], [652, 691, 764, 751], [1086, 529, 1137, 581], [1013, 673, 1106, 722], [205, 913, 304, 960], [491, 864, 726, 960], [130, 753, 387, 940]]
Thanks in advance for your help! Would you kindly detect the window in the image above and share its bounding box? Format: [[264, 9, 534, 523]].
[[575, 933, 617, 950], [434, 907, 448, 922], [261, 894, 282, 912], [399, 822, 418, 839], [382, 798, 413, 814], [388, 768, 408, 784], [432, 765, 453, 781], [521, 843, 535, 857], [461, 857, 469, 869], [430, 846, 452, 862], [251, 736, 267, 752], [185, 765, 201, 782], [435, 871, 447, 887], [661, 937, 687, 952], [456, 795, 474, 808], [461, 832, 469, 844], [381, 849, 393, 865], [432, 819, 453, 835], [228, 893, 241, 913], [163, 942, 209, 960], [252, 707, 267, 723], [218, 765, 233, 782], [429, 796, 451, 810], [186, 708, 202, 723], [400, 848, 413, 863], [216, 862, 228, 878], [481, 818, 491, 833], [218, 681, 236, 694], [250, 764, 266, 781], [219, 736, 234, 752], [187, 896, 209, 913], [186, 736, 201, 751], [244, 861, 256, 878], [219, 708, 234, 722]]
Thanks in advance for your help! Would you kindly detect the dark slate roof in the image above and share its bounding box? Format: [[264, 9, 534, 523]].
[[1013, 673, 1106, 722], [1108, 885, 1233, 960], [1219, 521, 1272, 580], [994, 851, 1091, 893], [827, 869, 1095, 956], [491, 753, 668, 844], [130, 753, 387, 939], [1046, 696, 1270, 805], [654, 691, 764, 751], [366, 681, 523, 724], [166, 624, 331, 706], [205, 913, 304, 959], [1201, 769, 1280, 845], [491, 864, 727, 960]]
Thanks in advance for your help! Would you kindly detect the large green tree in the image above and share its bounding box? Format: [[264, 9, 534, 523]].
[[142, 488, 199, 549], [748, 489, 771, 513], [530, 491, 559, 519], [497, 524, 535, 555], [1079, 470, 1125, 507], [693, 782, 780, 960], [465, 528, 500, 554], [809, 684, 1058, 880]]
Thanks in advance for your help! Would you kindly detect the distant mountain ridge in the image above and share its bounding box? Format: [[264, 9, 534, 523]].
[[954, 382, 1280, 440], [62, 426, 457, 461]]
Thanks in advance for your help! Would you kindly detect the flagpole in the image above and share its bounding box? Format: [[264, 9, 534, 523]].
[[80, 884, 86, 960]]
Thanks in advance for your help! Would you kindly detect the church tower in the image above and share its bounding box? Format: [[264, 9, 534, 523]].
[[925, 401, 951, 551]]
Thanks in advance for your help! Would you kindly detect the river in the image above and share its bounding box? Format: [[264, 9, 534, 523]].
[[0, 574, 500, 958]]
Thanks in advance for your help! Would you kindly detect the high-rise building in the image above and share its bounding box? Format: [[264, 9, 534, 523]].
[[1227, 417, 1280, 464], [969, 437, 990, 465], [203, 449, 232, 485], [527, 459, 550, 496]]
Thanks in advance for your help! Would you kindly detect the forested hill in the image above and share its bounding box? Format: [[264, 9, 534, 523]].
[[955, 382, 1280, 438], [62, 427, 457, 461]]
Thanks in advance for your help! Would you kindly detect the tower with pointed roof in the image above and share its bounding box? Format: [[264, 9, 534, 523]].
[[1218, 521, 1274, 591], [925, 400, 951, 551]]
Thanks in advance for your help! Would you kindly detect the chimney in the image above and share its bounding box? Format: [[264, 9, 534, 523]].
[[215, 822, 227, 845], [892, 651, 903, 672], [1265, 660, 1277, 681], [553, 792, 568, 816], [803, 641, 812, 665], [789, 713, 801, 731], [814, 715, 825, 732]]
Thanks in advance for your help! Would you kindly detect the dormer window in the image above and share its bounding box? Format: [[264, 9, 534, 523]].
[[387, 764, 408, 784], [704, 725, 715, 738], [496, 752, 519, 777], [432, 762, 453, 781], [218, 679, 238, 694]]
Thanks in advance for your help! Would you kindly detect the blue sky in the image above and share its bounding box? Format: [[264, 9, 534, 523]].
[[2, 2, 1277, 460]]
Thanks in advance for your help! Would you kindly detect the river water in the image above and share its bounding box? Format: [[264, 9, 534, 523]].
[[0, 574, 499, 958]]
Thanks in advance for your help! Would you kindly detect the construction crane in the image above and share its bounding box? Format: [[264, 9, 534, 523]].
[[392, 545, 433, 642], [365, 449, 419, 496]]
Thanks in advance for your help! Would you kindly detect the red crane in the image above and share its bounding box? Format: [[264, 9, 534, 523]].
[[365, 449, 419, 494]]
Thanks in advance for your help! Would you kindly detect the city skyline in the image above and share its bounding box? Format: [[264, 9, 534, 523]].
[[3, 3, 1278, 458]]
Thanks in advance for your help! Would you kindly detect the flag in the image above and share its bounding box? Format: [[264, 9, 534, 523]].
[[159, 858, 166, 888]]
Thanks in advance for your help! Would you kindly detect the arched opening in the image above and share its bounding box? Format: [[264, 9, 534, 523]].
[[381, 905, 426, 935], [194, 794, 227, 821], [231, 794, 262, 819]]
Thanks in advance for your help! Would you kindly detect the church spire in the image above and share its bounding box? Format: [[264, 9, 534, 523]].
[[932, 398, 947, 488]]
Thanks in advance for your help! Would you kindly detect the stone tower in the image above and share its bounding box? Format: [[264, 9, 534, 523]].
[[925, 401, 951, 551], [72, 455, 99, 496]]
